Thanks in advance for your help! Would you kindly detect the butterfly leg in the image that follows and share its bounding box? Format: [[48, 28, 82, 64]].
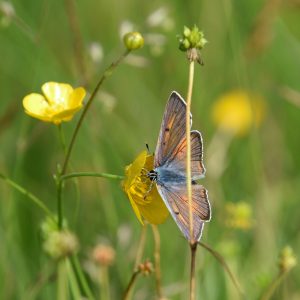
[[143, 179, 156, 200]]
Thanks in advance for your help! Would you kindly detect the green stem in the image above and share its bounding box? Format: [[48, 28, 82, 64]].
[[61, 172, 124, 182], [57, 124, 67, 155], [66, 258, 82, 300], [61, 49, 130, 175], [0, 173, 54, 218], [190, 243, 197, 300], [151, 225, 163, 299], [186, 60, 195, 244], [100, 266, 110, 300], [134, 225, 147, 270], [260, 271, 288, 300], [71, 254, 95, 300], [57, 179, 64, 230], [57, 259, 69, 300]]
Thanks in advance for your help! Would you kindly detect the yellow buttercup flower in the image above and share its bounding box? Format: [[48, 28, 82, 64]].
[[23, 82, 86, 124], [212, 90, 265, 136], [122, 151, 169, 225]]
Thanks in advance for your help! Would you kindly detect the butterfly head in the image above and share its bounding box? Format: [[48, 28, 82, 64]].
[[146, 169, 158, 182]]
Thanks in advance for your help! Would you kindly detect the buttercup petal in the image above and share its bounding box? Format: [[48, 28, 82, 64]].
[[68, 87, 86, 108], [138, 187, 169, 224], [23, 93, 53, 122], [127, 193, 144, 224], [123, 151, 147, 191], [52, 106, 82, 123], [42, 82, 73, 105]]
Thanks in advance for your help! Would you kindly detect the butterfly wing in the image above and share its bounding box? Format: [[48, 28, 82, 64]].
[[154, 91, 205, 179], [164, 130, 205, 180], [154, 91, 191, 168], [156, 182, 211, 241]]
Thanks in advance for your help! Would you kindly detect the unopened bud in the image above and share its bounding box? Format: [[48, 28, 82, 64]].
[[123, 32, 144, 50]]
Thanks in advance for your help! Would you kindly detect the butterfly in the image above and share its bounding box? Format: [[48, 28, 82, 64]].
[[147, 91, 211, 242]]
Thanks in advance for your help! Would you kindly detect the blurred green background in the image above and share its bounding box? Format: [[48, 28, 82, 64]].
[[0, 0, 300, 299]]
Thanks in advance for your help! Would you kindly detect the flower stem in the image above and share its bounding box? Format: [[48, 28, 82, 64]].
[[57, 179, 64, 230], [57, 124, 67, 155], [66, 258, 82, 300], [186, 60, 195, 244], [151, 225, 163, 299], [190, 243, 197, 300], [61, 172, 124, 182], [134, 225, 147, 270], [198, 241, 244, 295], [260, 271, 288, 300], [61, 49, 130, 175], [99, 266, 111, 300], [71, 254, 95, 300], [0, 173, 54, 218], [186, 58, 196, 300], [122, 270, 141, 300], [57, 259, 69, 300]]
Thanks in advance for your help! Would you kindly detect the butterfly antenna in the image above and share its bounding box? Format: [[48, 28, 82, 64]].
[[145, 143, 150, 154]]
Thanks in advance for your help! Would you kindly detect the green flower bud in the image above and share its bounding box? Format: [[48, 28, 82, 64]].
[[178, 25, 207, 51], [178, 25, 207, 63], [123, 32, 144, 50]]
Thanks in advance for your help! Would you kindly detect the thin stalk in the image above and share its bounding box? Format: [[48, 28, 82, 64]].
[[199, 241, 244, 295], [66, 258, 82, 300], [71, 254, 95, 300], [260, 271, 288, 300], [61, 49, 130, 175], [190, 243, 197, 300], [122, 270, 141, 300], [134, 225, 147, 270], [99, 266, 110, 300], [61, 172, 124, 182], [57, 124, 67, 155], [186, 60, 195, 243], [186, 60, 196, 300], [57, 180, 64, 229], [151, 225, 163, 299], [0, 173, 54, 218], [57, 259, 69, 300]]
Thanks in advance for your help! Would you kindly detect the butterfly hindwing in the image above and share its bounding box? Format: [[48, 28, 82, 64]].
[[156, 182, 211, 241]]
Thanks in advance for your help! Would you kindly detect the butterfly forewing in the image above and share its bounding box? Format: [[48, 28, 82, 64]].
[[156, 183, 210, 241], [163, 130, 205, 180], [154, 92, 191, 168]]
